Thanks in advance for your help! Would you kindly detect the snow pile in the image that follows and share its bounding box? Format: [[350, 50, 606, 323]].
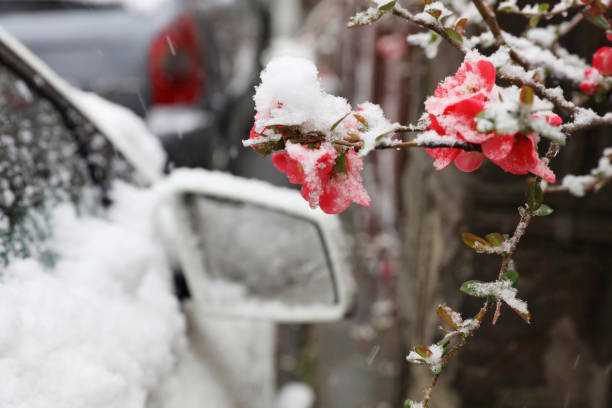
[[0, 182, 185, 408], [253, 56, 351, 134], [252, 57, 398, 153], [276, 382, 315, 408], [561, 147, 612, 196], [561, 174, 595, 196]]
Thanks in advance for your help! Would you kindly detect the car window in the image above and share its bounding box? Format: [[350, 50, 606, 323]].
[[0, 55, 133, 266]]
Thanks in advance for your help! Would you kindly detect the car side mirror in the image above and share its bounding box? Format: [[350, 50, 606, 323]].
[[155, 169, 355, 322]]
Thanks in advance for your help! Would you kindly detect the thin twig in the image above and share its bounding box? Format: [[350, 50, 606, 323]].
[[499, 4, 586, 19]]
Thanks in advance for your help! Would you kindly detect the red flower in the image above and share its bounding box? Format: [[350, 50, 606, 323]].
[[424, 56, 556, 182], [593, 46, 612, 76], [424, 58, 496, 173], [485, 133, 555, 183], [580, 69, 600, 95], [271, 143, 370, 214]]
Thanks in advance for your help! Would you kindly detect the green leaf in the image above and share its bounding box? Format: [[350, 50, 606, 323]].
[[518, 206, 526, 216], [404, 400, 423, 408], [529, 15, 541, 28], [520, 85, 534, 105], [444, 28, 463, 44], [460, 280, 489, 298], [378, 0, 397, 12], [537, 3, 550, 12], [485, 232, 505, 247], [584, 12, 612, 30], [502, 269, 519, 287], [330, 112, 351, 131], [527, 181, 543, 211], [533, 204, 554, 216], [462, 232, 493, 253]]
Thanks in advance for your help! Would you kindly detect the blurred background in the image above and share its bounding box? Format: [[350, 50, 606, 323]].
[[1, 0, 610, 406]]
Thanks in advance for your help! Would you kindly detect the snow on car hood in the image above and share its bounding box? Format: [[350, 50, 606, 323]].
[[0, 181, 185, 408], [71, 89, 167, 184]]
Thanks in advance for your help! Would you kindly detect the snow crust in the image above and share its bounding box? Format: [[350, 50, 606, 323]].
[[406, 343, 444, 373], [561, 175, 595, 197], [0, 182, 185, 408]]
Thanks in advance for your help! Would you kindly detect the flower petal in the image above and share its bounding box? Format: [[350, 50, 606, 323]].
[[454, 151, 484, 172], [425, 147, 461, 170], [482, 134, 515, 161]]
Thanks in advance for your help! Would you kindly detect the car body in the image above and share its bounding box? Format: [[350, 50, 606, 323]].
[[0, 24, 353, 408], [0, 0, 268, 169]]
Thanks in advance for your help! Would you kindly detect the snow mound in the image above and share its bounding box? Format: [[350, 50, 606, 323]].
[[0, 182, 185, 408]]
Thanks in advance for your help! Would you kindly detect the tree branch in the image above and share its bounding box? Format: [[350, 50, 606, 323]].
[[416, 142, 559, 405]]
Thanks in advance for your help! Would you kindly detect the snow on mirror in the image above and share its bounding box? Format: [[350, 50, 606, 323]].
[[163, 169, 353, 322], [185, 195, 336, 308]]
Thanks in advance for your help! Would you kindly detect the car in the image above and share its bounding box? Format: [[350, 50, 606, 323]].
[[0, 0, 269, 170], [0, 25, 353, 408]]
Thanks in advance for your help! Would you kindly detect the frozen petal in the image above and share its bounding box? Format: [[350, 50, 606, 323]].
[[454, 151, 484, 172], [491, 134, 540, 176], [530, 159, 556, 184], [271, 152, 305, 184], [425, 147, 461, 170], [482, 134, 515, 161]]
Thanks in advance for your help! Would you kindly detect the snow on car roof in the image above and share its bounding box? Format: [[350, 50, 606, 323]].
[[76, 0, 170, 13]]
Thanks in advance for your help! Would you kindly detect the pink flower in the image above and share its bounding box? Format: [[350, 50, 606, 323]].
[[593, 46, 612, 76], [271, 143, 370, 214]]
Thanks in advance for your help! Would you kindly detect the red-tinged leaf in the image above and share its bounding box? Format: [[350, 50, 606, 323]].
[[455, 18, 468, 36], [427, 8, 442, 20], [436, 304, 463, 329], [414, 345, 432, 358], [492, 300, 502, 325], [461, 232, 493, 253], [510, 305, 531, 324]]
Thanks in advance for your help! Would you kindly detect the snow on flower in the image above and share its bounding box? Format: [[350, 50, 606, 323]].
[[271, 142, 370, 214], [423, 51, 558, 183], [243, 56, 402, 213], [580, 47, 612, 95]]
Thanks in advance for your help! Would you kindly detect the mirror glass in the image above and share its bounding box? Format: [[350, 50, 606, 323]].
[[182, 194, 338, 309]]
